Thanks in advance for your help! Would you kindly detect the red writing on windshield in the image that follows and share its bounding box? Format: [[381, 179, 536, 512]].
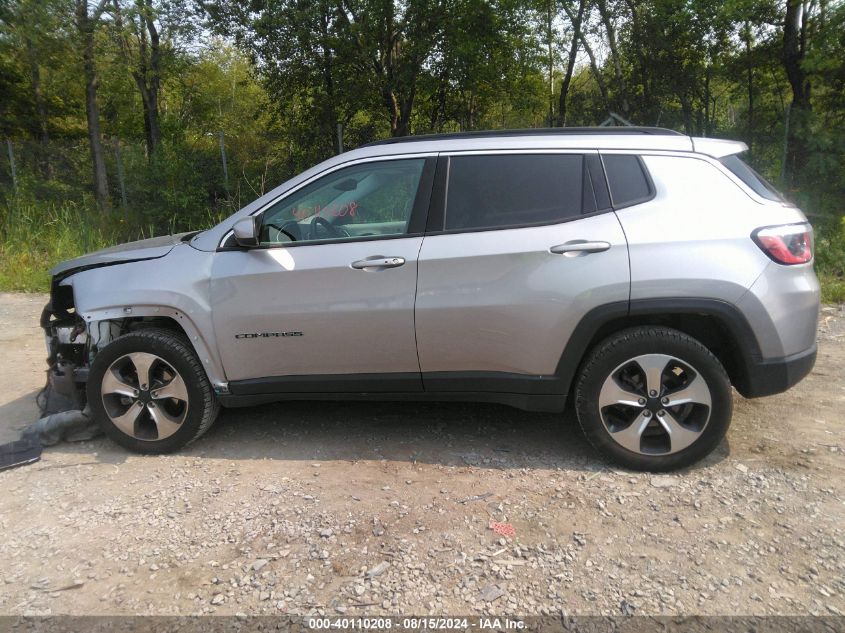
[[292, 201, 358, 220]]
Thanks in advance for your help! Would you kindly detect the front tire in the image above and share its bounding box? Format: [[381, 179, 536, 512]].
[[574, 326, 732, 471], [87, 328, 220, 454]]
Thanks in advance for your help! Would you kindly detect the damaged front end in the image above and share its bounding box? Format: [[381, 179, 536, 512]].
[[38, 231, 214, 414], [41, 281, 89, 410]]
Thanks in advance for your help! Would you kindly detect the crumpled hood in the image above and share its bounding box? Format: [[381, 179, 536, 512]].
[[50, 232, 194, 277]]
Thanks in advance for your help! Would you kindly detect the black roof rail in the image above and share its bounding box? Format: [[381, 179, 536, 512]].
[[361, 126, 685, 147]]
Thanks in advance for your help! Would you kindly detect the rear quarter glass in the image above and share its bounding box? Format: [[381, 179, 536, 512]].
[[718, 153, 784, 202], [601, 154, 653, 208]]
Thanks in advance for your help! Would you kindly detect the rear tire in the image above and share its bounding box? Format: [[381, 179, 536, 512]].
[[87, 328, 220, 454], [574, 326, 732, 471]]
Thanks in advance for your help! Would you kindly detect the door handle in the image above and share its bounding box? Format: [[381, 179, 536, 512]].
[[351, 256, 406, 269], [549, 241, 611, 255]]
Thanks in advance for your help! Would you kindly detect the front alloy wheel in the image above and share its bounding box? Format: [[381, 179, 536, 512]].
[[88, 329, 219, 454], [100, 352, 190, 441]]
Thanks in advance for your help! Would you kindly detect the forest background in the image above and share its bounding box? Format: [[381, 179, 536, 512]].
[[1, 0, 843, 300]]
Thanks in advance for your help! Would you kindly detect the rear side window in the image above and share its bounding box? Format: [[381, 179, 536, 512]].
[[719, 153, 783, 201], [602, 154, 652, 207], [445, 154, 584, 231]]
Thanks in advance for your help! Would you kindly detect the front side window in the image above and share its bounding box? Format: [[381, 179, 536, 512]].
[[444, 154, 584, 231], [259, 159, 426, 245]]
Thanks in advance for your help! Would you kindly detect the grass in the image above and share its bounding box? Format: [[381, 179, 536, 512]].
[[2, 199, 845, 304], [814, 219, 845, 304], [0, 198, 228, 292], [0, 201, 125, 292], [820, 274, 845, 304]]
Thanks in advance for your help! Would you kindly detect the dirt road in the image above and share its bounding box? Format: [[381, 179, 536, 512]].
[[0, 292, 843, 616]]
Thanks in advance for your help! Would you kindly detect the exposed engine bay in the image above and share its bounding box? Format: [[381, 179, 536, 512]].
[[41, 282, 89, 409], [41, 279, 176, 410]]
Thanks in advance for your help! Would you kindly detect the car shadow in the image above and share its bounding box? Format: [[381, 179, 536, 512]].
[[48, 398, 730, 473]]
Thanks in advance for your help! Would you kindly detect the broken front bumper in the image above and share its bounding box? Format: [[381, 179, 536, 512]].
[[41, 301, 89, 409]]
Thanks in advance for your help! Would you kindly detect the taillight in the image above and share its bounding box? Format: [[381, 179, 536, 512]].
[[752, 223, 813, 265]]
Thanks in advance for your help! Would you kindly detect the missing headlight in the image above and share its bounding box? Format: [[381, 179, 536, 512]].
[[41, 281, 89, 411]]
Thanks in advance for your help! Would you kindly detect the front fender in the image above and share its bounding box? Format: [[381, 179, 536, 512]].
[[61, 245, 227, 389]]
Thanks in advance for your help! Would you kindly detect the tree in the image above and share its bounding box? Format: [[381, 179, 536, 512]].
[[336, 0, 447, 137], [565, 2, 610, 118], [111, 0, 162, 158], [0, 0, 65, 178], [557, 0, 586, 126], [75, 0, 110, 207], [595, 0, 629, 117], [424, 0, 534, 132], [782, 0, 813, 185], [0, 0, 843, 248], [610, 0, 731, 133], [202, 0, 363, 156]]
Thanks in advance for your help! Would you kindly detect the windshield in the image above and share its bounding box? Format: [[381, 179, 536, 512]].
[[719, 153, 784, 202]]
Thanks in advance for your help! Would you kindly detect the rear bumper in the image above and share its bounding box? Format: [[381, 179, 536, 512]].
[[739, 344, 816, 398]]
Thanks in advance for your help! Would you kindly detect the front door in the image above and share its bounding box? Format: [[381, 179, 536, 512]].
[[211, 156, 435, 393]]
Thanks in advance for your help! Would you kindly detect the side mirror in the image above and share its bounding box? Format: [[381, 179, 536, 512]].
[[233, 215, 260, 248]]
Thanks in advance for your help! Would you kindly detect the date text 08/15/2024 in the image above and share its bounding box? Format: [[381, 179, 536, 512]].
[[306, 617, 526, 630]]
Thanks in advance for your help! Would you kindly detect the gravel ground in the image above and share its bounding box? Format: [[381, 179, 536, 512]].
[[0, 292, 843, 617]]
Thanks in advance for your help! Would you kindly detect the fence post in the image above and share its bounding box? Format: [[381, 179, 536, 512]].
[[6, 139, 17, 193], [219, 130, 229, 192], [113, 138, 128, 211], [337, 123, 344, 154]]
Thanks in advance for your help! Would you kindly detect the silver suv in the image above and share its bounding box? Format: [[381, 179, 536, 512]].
[[42, 128, 819, 471]]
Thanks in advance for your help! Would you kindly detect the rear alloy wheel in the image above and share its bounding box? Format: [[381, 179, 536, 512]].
[[575, 327, 732, 471], [88, 329, 219, 454]]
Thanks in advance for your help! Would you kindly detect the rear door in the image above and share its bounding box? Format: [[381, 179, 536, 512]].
[[414, 151, 630, 395]]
